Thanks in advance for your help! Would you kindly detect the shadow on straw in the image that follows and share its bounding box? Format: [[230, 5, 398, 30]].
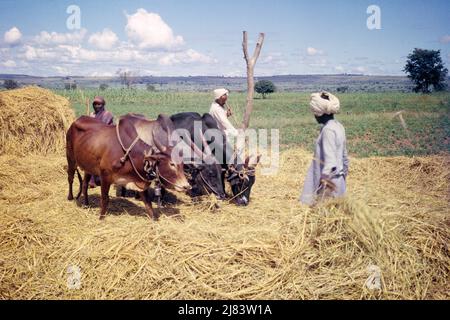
[[75, 194, 182, 219]]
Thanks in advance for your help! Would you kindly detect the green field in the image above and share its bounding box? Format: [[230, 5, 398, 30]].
[[56, 89, 450, 157]]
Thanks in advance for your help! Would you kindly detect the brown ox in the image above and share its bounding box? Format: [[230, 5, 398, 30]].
[[66, 114, 190, 220]]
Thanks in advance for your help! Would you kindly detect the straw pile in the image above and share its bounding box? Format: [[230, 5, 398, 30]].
[[0, 147, 448, 299], [0, 86, 75, 156]]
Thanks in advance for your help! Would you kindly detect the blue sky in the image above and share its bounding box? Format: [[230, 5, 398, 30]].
[[0, 0, 449, 76]]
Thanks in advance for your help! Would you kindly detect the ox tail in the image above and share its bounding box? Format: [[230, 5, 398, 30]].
[[75, 168, 82, 200]]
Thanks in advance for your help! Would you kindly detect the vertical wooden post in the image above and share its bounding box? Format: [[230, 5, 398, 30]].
[[242, 31, 265, 130]]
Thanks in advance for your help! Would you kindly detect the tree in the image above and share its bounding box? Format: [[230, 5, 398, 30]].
[[255, 80, 276, 99], [99, 83, 109, 91], [242, 31, 265, 130], [116, 69, 137, 89], [3, 79, 19, 90], [404, 48, 448, 93]]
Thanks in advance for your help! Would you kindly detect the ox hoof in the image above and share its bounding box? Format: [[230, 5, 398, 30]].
[[67, 195, 74, 201], [99, 215, 106, 221]]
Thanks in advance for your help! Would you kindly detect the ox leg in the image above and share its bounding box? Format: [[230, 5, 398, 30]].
[[67, 157, 78, 201], [140, 191, 157, 221], [99, 176, 111, 220], [67, 167, 75, 201], [82, 173, 91, 206]]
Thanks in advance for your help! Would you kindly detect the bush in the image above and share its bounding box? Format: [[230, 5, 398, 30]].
[[255, 80, 276, 99], [3, 79, 19, 90], [146, 84, 156, 92], [337, 86, 349, 93], [99, 84, 109, 91]]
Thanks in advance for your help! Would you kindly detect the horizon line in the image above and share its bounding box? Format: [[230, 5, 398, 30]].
[[0, 73, 410, 79]]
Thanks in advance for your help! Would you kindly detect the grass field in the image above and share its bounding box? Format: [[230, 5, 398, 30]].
[[57, 89, 450, 157]]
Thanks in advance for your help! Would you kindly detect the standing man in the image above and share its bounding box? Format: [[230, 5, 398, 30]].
[[300, 92, 349, 205], [90, 96, 113, 125], [89, 96, 114, 188]]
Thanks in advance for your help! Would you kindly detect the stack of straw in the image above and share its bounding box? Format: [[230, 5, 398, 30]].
[[0, 86, 75, 156]]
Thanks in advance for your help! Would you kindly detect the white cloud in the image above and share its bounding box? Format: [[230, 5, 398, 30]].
[[440, 35, 450, 44], [352, 66, 366, 74], [90, 71, 114, 77], [334, 66, 345, 73], [34, 29, 87, 45], [88, 29, 118, 50], [24, 45, 37, 60], [307, 47, 324, 56], [4, 27, 22, 45], [52, 66, 68, 75], [23, 45, 58, 61], [2, 60, 16, 67], [263, 55, 274, 63], [158, 49, 216, 66], [125, 9, 184, 50]]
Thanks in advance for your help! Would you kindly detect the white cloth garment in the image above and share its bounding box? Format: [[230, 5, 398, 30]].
[[310, 91, 340, 117], [300, 119, 349, 205], [213, 88, 229, 100], [209, 102, 239, 139]]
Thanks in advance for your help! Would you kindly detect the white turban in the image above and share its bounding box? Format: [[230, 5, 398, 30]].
[[310, 91, 340, 116], [214, 88, 229, 100]]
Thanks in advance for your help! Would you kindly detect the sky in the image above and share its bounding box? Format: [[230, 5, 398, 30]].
[[0, 0, 449, 77]]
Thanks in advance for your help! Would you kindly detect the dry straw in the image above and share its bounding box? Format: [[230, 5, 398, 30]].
[[0, 88, 448, 299], [0, 149, 448, 299], [0, 86, 75, 156]]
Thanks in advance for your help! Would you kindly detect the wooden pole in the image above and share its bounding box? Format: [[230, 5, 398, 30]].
[[242, 31, 265, 130]]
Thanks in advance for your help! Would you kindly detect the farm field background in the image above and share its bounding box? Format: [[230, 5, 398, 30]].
[[57, 89, 450, 157]]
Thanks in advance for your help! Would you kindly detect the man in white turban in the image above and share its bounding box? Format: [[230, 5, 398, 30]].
[[300, 91, 349, 205], [209, 88, 238, 139]]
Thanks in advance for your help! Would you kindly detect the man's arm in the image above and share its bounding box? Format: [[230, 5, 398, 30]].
[[211, 106, 238, 137]]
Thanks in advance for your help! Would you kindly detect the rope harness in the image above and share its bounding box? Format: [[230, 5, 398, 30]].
[[115, 119, 185, 208], [225, 165, 256, 203]]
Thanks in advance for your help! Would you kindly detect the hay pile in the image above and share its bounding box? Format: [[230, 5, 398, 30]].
[[0, 86, 75, 156], [0, 148, 448, 300]]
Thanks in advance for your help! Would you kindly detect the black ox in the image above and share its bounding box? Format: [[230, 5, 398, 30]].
[[170, 112, 260, 206]]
